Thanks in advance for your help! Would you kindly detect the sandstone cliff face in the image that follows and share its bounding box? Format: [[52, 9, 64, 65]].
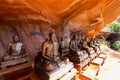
[[0, 0, 120, 58]]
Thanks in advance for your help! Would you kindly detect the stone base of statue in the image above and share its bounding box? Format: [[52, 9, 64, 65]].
[[89, 47, 99, 60], [0, 54, 32, 75], [67, 51, 90, 68], [34, 57, 77, 80], [59, 48, 70, 57]]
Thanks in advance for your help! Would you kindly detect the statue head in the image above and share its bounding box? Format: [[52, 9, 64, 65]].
[[49, 32, 56, 42], [72, 34, 77, 40], [91, 37, 95, 41], [45, 38, 49, 42], [84, 36, 89, 42], [61, 37, 63, 41], [13, 35, 19, 43]]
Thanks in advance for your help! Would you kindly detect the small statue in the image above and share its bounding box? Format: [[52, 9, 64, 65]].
[[59, 37, 65, 49], [82, 36, 91, 55], [59, 37, 65, 56], [0, 35, 32, 71], [94, 38, 101, 51], [3, 35, 25, 61], [89, 37, 97, 53], [41, 32, 69, 71], [68, 34, 90, 66], [69, 34, 80, 57], [77, 35, 82, 50], [79, 35, 86, 50]]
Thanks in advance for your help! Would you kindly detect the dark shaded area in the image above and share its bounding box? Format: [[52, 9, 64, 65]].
[[106, 33, 120, 43]]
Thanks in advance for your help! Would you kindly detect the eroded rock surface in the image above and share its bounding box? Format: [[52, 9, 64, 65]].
[[0, 0, 120, 58]]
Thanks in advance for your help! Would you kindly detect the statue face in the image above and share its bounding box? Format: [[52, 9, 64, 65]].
[[51, 33, 56, 42], [73, 34, 77, 40], [85, 36, 88, 42], [13, 35, 19, 42]]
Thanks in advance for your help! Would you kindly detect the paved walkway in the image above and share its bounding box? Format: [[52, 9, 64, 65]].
[[83, 45, 120, 80], [96, 45, 120, 80]]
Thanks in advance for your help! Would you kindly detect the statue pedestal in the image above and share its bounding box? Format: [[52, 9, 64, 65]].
[[0, 54, 32, 75], [89, 48, 96, 59], [35, 62, 77, 80], [67, 52, 91, 79], [67, 53, 90, 69]]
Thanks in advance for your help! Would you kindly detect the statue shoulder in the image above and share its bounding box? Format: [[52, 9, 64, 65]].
[[8, 43, 12, 46], [43, 41, 49, 47]]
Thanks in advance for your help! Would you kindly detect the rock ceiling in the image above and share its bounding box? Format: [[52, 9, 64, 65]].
[[0, 0, 120, 58]]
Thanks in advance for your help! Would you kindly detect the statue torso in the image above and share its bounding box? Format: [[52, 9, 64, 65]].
[[45, 41, 59, 59], [70, 40, 78, 51], [10, 42, 23, 56]]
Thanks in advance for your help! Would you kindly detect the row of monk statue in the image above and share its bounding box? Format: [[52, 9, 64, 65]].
[[69, 34, 101, 58], [35, 32, 77, 80], [0, 32, 102, 80]]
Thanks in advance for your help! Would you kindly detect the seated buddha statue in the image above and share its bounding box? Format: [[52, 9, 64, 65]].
[[89, 37, 98, 53], [3, 35, 26, 61], [59, 37, 65, 54], [82, 36, 91, 55], [69, 34, 81, 57], [77, 34, 83, 50], [68, 34, 90, 66], [59, 37, 65, 49], [79, 35, 86, 50], [41, 32, 69, 71], [94, 38, 101, 50]]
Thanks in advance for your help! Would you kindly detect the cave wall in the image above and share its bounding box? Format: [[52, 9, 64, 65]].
[[0, 0, 120, 59], [0, 21, 55, 58]]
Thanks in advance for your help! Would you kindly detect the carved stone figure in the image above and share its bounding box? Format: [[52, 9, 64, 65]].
[[0, 35, 31, 73], [82, 36, 91, 55], [59, 37, 65, 50], [94, 38, 101, 50], [67, 34, 90, 68], [59, 37, 65, 56], [3, 35, 25, 61], [89, 37, 97, 53], [79, 35, 86, 50], [41, 32, 69, 71], [69, 34, 81, 57]]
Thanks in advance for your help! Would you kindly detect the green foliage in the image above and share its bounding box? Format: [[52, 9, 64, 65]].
[[118, 48, 120, 52], [112, 41, 120, 51], [108, 21, 120, 33], [112, 41, 120, 48]]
